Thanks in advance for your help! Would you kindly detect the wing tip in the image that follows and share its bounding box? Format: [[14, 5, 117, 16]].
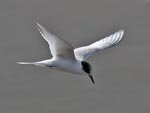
[[35, 21, 46, 37], [36, 21, 41, 28], [35, 21, 42, 30], [119, 29, 124, 33], [119, 29, 125, 36], [116, 29, 125, 43]]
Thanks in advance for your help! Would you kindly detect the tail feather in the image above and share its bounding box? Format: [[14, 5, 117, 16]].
[[17, 62, 46, 67], [17, 62, 35, 65]]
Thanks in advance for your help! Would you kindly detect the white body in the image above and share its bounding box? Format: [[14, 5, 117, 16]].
[[51, 57, 85, 75], [17, 22, 124, 83]]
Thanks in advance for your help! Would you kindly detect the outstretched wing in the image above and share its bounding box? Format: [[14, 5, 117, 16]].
[[74, 30, 124, 61], [36, 22, 76, 60]]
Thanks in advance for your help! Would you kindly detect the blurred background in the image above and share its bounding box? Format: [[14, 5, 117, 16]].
[[0, 0, 150, 113]]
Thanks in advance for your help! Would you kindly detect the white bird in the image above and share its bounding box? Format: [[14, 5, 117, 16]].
[[17, 23, 124, 84]]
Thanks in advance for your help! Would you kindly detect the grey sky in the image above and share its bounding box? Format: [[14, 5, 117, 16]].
[[0, 0, 150, 113]]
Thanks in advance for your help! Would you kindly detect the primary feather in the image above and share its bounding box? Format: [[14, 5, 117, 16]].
[[74, 30, 124, 60], [36, 22, 76, 60]]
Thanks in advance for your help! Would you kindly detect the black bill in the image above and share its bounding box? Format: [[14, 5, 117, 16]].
[[89, 74, 95, 84]]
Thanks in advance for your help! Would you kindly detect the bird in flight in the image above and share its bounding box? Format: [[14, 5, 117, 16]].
[[17, 23, 124, 84]]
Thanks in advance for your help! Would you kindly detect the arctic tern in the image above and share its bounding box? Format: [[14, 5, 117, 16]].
[[17, 23, 124, 84]]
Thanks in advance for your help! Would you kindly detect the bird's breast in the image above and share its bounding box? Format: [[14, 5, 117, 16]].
[[54, 59, 85, 75]]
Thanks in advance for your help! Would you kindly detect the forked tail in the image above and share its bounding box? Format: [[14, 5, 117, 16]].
[[17, 61, 46, 67], [17, 62, 35, 65]]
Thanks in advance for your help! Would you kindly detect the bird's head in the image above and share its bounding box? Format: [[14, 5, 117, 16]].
[[81, 61, 95, 84]]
